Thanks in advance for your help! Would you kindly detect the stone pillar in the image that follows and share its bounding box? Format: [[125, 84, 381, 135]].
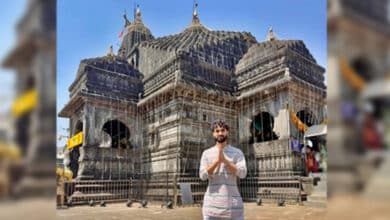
[[274, 108, 290, 139], [76, 106, 88, 179], [26, 50, 56, 178]]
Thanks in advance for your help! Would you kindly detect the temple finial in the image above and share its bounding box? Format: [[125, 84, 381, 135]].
[[266, 26, 277, 41], [107, 45, 114, 56], [136, 4, 141, 18], [192, 1, 200, 23]]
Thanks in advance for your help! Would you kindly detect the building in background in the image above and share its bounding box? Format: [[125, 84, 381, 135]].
[[2, 0, 56, 197], [328, 0, 390, 195], [59, 4, 326, 206]]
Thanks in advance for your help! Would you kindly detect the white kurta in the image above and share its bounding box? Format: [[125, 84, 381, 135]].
[[199, 145, 247, 219]]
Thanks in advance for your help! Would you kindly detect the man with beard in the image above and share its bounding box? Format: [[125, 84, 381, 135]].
[[199, 120, 247, 220]]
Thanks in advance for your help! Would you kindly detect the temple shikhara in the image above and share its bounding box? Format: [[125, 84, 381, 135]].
[[59, 4, 326, 206]]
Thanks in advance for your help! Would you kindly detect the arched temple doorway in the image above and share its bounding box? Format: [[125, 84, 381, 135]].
[[102, 120, 131, 149], [250, 112, 279, 143]]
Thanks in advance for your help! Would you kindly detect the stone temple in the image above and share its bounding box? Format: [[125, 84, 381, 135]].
[[59, 6, 326, 205]]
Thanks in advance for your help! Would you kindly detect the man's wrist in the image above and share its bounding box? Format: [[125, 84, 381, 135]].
[[207, 160, 220, 175]]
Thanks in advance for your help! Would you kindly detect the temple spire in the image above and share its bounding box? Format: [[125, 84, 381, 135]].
[[192, 1, 200, 24], [107, 45, 114, 56], [118, 3, 153, 58], [136, 4, 141, 18], [266, 26, 277, 41], [185, 1, 208, 31], [133, 4, 143, 23]]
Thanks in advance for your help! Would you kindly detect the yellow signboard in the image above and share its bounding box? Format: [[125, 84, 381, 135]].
[[12, 89, 38, 117], [67, 132, 83, 150]]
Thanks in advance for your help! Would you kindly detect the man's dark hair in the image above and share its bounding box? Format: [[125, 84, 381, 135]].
[[211, 120, 229, 132]]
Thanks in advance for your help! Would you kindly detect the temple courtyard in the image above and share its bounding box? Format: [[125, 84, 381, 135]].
[[57, 202, 326, 220]]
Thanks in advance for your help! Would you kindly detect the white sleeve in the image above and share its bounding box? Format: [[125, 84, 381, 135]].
[[235, 150, 247, 179], [199, 151, 209, 181]]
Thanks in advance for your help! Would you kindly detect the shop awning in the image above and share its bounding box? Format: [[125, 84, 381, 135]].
[[305, 124, 327, 138], [361, 80, 390, 100]]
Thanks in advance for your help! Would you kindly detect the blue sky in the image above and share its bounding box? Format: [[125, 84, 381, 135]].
[[57, 0, 327, 147], [0, 0, 26, 113]]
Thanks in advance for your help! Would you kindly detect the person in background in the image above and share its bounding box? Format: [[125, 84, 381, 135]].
[[305, 140, 318, 173]]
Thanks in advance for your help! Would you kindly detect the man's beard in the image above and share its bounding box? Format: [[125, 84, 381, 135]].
[[215, 135, 227, 143]]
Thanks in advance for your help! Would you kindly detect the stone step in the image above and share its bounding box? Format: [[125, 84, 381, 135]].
[[310, 173, 327, 179], [311, 173, 327, 193], [313, 183, 327, 191], [69, 191, 130, 204], [71, 189, 129, 195], [303, 200, 327, 208], [75, 184, 105, 189], [309, 191, 327, 197], [257, 188, 302, 193], [311, 187, 327, 197], [77, 175, 95, 180], [256, 197, 307, 204], [307, 194, 327, 203], [315, 179, 327, 185], [71, 192, 114, 199]]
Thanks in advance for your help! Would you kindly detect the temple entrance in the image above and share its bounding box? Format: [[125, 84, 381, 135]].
[[69, 147, 80, 178], [250, 112, 279, 143], [102, 120, 130, 149], [101, 120, 131, 180], [69, 121, 83, 178]]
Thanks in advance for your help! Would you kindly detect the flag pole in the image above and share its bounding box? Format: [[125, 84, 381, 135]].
[[134, 2, 136, 20]]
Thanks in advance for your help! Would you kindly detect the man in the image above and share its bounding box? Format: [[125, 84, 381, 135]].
[[199, 120, 247, 220]]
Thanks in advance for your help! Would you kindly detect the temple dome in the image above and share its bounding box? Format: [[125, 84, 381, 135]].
[[236, 29, 317, 75], [118, 6, 154, 59]]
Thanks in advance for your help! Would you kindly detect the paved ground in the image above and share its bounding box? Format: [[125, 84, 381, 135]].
[[0, 198, 55, 220], [57, 202, 326, 220], [4, 196, 389, 220], [327, 196, 390, 220]]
